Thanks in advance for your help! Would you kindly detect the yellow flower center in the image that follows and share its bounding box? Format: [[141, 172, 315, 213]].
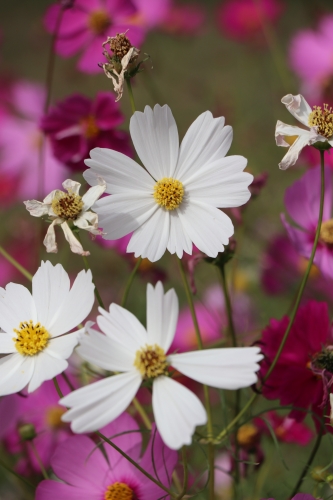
[[320, 219, 333, 244], [51, 191, 83, 220], [46, 406, 67, 428], [236, 423, 260, 448], [134, 344, 168, 379], [88, 10, 111, 35], [13, 321, 49, 356], [104, 482, 133, 500], [81, 115, 99, 139], [153, 177, 184, 210], [308, 104, 333, 139]]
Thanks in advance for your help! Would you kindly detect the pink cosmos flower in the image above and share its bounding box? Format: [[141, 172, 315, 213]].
[[289, 15, 333, 102], [259, 301, 333, 430], [44, 0, 146, 74], [0, 81, 68, 200], [2, 377, 73, 475], [217, 0, 283, 44], [41, 92, 132, 172], [282, 166, 333, 281], [36, 413, 177, 499], [254, 411, 313, 445], [161, 2, 206, 36]]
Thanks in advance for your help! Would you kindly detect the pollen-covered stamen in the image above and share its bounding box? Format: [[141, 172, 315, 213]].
[[153, 177, 184, 211], [109, 32, 132, 59], [13, 320, 50, 356], [88, 10, 111, 35], [320, 219, 333, 244], [46, 406, 67, 428], [134, 344, 168, 379], [104, 482, 133, 500], [51, 191, 83, 220], [312, 348, 333, 374], [308, 103, 333, 139], [81, 115, 99, 139]]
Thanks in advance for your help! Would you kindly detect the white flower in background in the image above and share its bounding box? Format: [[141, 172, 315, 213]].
[[0, 261, 95, 395], [61, 282, 262, 450], [83, 104, 253, 262], [276, 94, 333, 170], [24, 179, 106, 256]]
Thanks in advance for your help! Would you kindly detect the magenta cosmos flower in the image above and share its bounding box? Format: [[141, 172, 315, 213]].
[[260, 301, 333, 429], [282, 166, 333, 280], [217, 0, 283, 44], [36, 412, 177, 500], [44, 0, 146, 74], [41, 92, 132, 172], [254, 411, 313, 446], [289, 15, 333, 102]]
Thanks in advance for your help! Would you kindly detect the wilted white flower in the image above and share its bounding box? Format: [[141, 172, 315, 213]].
[[0, 261, 95, 395], [61, 282, 262, 450], [276, 94, 333, 169], [84, 104, 253, 262], [24, 179, 106, 256]]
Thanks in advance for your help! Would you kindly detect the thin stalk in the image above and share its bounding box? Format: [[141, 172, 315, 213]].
[[96, 430, 176, 497], [29, 441, 49, 479], [176, 257, 215, 498], [121, 257, 142, 307], [126, 78, 136, 114], [53, 377, 64, 399], [176, 447, 188, 500], [0, 245, 32, 281], [132, 397, 152, 430], [0, 457, 35, 489], [62, 372, 75, 391]]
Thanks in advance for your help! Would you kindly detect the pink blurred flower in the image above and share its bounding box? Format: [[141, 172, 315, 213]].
[[2, 377, 73, 475], [41, 92, 132, 172], [217, 0, 283, 43], [161, 2, 206, 36], [262, 496, 318, 500], [282, 166, 333, 281], [289, 15, 333, 102], [0, 81, 68, 200], [36, 414, 177, 499], [44, 0, 146, 74], [254, 411, 313, 445], [259, 301, 333, 430]]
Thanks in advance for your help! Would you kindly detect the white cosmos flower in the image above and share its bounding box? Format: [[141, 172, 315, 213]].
[[24, 178, 106, 256], [276, 94, 333, 170], [83, 104, 253, 262], [60, 282, 263, 450], [0, 261, 95, 395]]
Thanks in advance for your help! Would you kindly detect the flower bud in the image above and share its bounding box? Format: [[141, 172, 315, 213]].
[[18, 423, 37, 441]]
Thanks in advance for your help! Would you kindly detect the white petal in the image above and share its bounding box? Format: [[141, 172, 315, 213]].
[[62, 179, 81, 195], [32, 260, 70, 331], [97, 303, 147, 352], [178, 201, 233, 257], [84, 147, 154, 194], [43, 219, 60, 253], [281, 94, 312, 127], [48, 269, 95, 337], [0, 333, 15, 353], [127, 208, 170, 262], [74, 211, 101, 235], [169, 347, 263, 389], [186, 157, 253, 207], [23, 200, 49, 217], [152, 376, 207, 450], [167, 210, 193, 258], [0, 283, 36, 334], [0, 354, 34, 396], [278, 132, 312, 170], [81, 180, 106, 211], [275, 120, 309, 147], [130, 105, 179, 179], [175, 112, 232, 182], [146, 282, 178, 352], [77, 326, 135, 372], [61, 371, 142, 433], [94, 193, 158, 240], [28, 352, 68, 393], [45, 332, 79, 360], [61, 221, 90, 256]]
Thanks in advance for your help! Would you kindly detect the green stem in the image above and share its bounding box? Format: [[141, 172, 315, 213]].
[[132, 397, 152, 430], [53, 377, 64, 399], [176, 447, 188, 500], [62, 372, 75, 392], [121, 257, 142, 307], [96, 430, 176, 497], [0, 456, 35, 489], [176, 256, 215, 498], [0, 245, 33, 281], [29, 441, 49, 479], [126, 78, 136, 114]]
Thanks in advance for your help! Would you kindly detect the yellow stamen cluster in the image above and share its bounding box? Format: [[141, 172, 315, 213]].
[[320, 219, 333, 244], [109, 32, 132, 59], [46, 406, 66, 428], [13, 321, 49, 356], [51, 191, 83, 220], [308, 104, 333, 138], [236, 423, 260, 449], [88, 10, 110, 35], [104, 482, 133, 500], [134, 344, 168, 379], [82, 115, 99, 139], [153, 177, 184, 211]]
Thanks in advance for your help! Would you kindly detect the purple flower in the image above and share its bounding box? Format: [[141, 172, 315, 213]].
[[44, 0, 146, 74], [282, 165, 333, 280], [41, 92, 132, 172], [36, 413, 177, 499]]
